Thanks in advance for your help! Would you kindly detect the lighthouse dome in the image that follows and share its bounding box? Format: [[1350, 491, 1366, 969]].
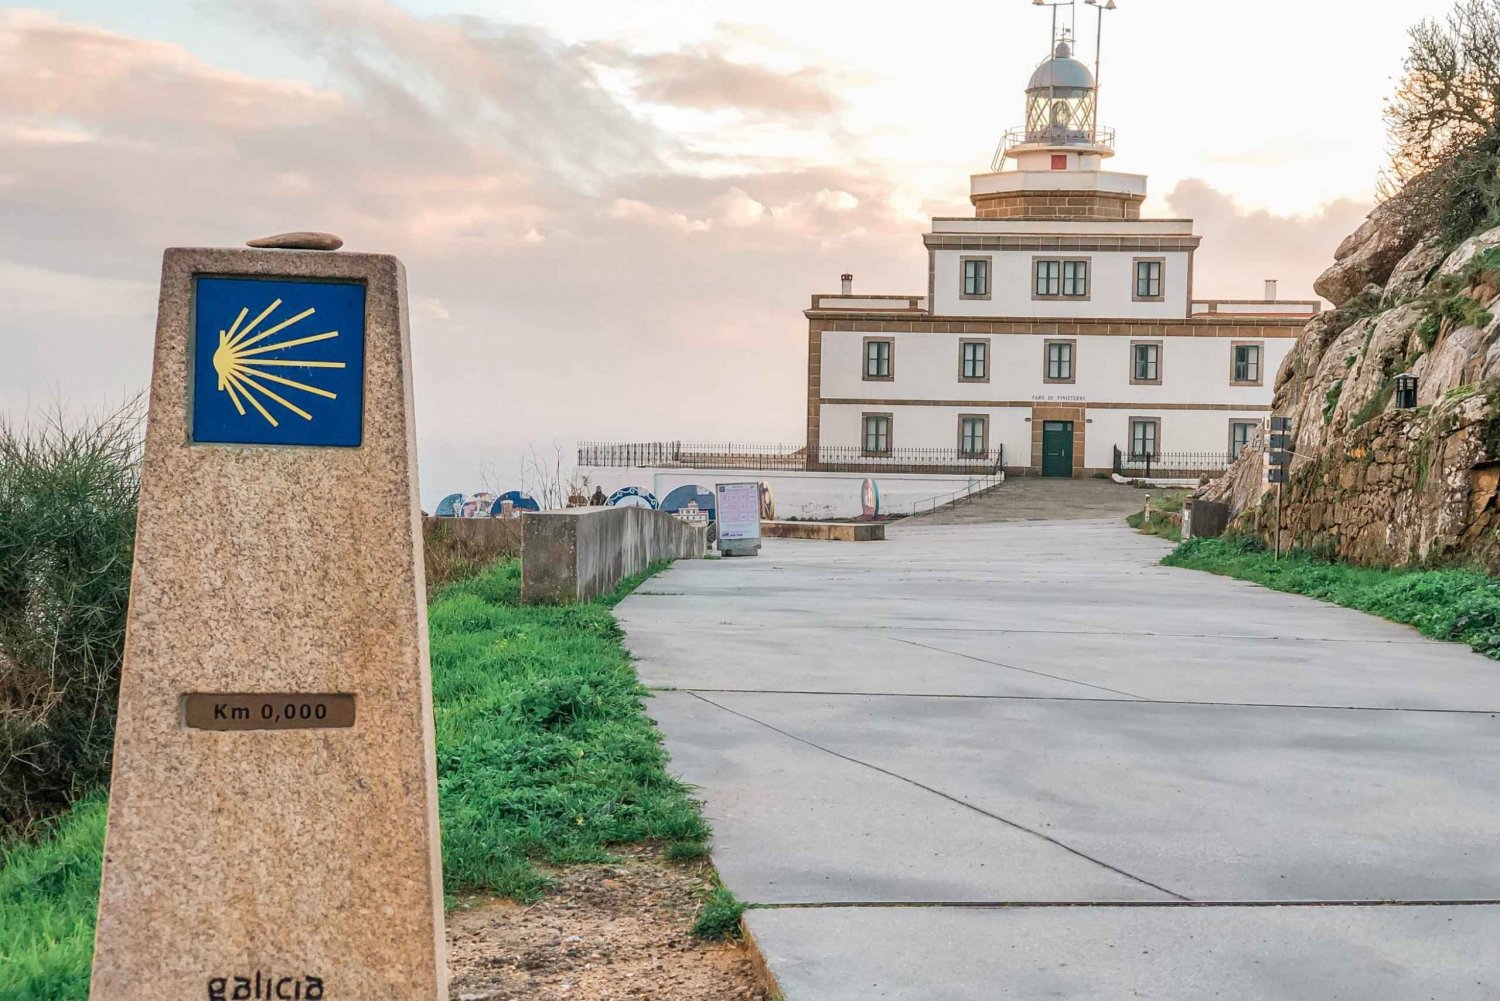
[[1027, 40, 1095, 92]]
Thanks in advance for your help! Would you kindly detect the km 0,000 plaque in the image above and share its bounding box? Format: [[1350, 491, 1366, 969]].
[[182, 693, 356, 731]]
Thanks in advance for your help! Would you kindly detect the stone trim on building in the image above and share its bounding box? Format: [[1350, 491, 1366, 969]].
[[805, 314, 1306, 338], [805, 327, 822, 459], [923, 234, 1202, 253], [970, 189, 1145, 221], [820, 398, 1274, 412], [1030, 404, 1087, 474]]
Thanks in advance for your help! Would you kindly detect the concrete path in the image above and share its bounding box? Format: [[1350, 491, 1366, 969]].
[[618, 517, 1500, 999]]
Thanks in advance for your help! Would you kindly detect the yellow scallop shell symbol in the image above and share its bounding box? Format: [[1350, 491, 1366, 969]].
[[210, 299, 344, 428]]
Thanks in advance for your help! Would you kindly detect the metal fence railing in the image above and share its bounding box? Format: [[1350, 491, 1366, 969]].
[[1112, 445, 1243, 480], [577, 441, 1004, 476]]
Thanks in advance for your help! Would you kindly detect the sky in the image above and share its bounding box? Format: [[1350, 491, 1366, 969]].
[[0, 0, 1456, 505]]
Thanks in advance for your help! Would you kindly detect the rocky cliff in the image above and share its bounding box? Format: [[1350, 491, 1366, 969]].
[[1202, 194, 1500, 568]]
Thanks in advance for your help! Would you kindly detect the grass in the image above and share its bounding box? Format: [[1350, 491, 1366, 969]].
[[1164, 535, 1500, 659], [0, 557, 712, 999], [691, 885, 747, 941], [0, 793, 106, 1001], [1125, 489, 1187, 542]]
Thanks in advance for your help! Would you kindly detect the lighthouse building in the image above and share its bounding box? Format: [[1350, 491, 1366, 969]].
[[805, 37, 1317, 477]]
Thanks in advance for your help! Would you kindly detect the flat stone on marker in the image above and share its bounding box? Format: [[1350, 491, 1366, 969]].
[[245, 231, 344, 251]]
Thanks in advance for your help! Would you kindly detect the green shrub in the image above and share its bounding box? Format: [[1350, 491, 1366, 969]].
[[0, 402, 142, 835]]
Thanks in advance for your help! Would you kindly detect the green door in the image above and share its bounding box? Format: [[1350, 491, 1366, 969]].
[[1041, 421, 1073, 477]]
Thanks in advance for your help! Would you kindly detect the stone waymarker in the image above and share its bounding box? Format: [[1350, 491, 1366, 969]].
[[90, 246, 446, 1001]]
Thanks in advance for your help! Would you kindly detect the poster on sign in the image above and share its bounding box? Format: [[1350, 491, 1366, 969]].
[[715, 481, 762, 556]]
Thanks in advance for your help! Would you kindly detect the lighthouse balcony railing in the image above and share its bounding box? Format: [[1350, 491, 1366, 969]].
[[993, 125, 1115, 169]]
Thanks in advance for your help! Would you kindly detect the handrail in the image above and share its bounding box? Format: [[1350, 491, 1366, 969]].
[[990, 125, 1116, 171]]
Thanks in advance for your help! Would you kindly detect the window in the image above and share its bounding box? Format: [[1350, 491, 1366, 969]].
[[1134, 259, 1164, 300], [1129, 418, 1160, 460], [862, 413, 892, 455], [1230, 421, 1258, 458], [1044, 339, 1075, 383], [1062, 260, 1089, 297], [864, 338, 893, 381], [1034, 258, 1089, 299], [1130, 341, 1161, 385], [1050, 153, 1068, 170], [959, 339, 989, 382], [961, 257, 991, 298], [1035, 260, 1060, 297], [959, 415, 988, 455], [1231, 342, 1263, 385]]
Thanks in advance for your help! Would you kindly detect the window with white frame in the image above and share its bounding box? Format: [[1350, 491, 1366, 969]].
[[1130, 418, 1159, 459], [1134, 259, 1163, 299], [1131, 341, 1160, 383], [959, 416, 987, 455], [962, 258, 990, 297], [1232, 342, 1263, 384], [863, 413, 892, 455], [864, 338, 893, 380], [960, 339, 988, 381], [1230, 421, 1257, 458], [1045, 340, 1074, 382]]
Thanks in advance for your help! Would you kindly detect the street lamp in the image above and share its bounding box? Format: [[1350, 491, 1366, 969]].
[[1082, 0, 1118, 138]]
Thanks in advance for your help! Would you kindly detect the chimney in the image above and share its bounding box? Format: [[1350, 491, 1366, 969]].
[[1264, 279, 1278, 301], [841, 273, 853, 295]]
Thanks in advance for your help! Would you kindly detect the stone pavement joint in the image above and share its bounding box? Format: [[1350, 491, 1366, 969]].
[[892, 636, 1147, 699], [688, 691, 1193, 902]]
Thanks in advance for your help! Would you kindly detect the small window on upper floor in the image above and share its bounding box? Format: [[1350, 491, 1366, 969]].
[[1134, 260, 1163, 300], [1035, 259, 1088, 299], [1050, 154, 1068, 170], [960, 339, 989, 382], [1131, 341, 1161, 384], [1045, 339, 1075, 383], [961, 258, 990, 298], [1231, 342, 1263, 385], [864, 338, 893, 380]]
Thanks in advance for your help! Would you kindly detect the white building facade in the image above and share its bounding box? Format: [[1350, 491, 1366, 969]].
[[805, 38, 1317, 477]]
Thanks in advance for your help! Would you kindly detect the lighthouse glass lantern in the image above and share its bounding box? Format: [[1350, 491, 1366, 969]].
[[1024, 39, 1098, 145]]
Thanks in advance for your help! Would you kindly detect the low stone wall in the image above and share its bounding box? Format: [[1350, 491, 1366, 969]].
[[521, 507, 707, 604], [762, 521, 885, 542]]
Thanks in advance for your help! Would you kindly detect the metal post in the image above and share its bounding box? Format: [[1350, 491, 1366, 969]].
[[1275, 479, 1283, 560]]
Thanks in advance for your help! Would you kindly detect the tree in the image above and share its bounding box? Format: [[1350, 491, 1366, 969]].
[[1385, 0, 1500, 242]]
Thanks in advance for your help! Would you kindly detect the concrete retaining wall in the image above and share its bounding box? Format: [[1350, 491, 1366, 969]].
[[521, 507, 707, 604]]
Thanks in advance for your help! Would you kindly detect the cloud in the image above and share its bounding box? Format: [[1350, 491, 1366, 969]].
[[1161, 179, 1372, 303], [618, 47, 841, 119], [0, 4, 918, 503]]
